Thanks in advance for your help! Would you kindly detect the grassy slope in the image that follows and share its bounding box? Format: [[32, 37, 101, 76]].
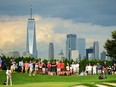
[[0, 71, 116, 87]]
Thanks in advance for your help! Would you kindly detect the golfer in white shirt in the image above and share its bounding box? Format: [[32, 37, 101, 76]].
[[6, 67, 12, 86]]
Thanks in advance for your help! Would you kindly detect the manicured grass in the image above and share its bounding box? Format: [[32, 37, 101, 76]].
[[0, 71, 116, 87]]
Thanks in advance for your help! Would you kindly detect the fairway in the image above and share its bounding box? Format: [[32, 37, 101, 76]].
[[0, 71, 116, 87]]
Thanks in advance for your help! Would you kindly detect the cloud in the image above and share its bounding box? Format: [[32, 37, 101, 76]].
[[0, 15, 116, 58], [0, 0, 116, 26]]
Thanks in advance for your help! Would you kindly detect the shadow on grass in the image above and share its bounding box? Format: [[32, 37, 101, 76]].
[[105, 80, 116, 83], [69, 83, 98, 87]]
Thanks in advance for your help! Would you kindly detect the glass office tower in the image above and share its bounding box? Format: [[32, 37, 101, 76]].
[[26, 7, 37, 58], [77, 38, 86, 60], [93, 41, 99, 60], [66, 34, 76, 60], [48, 42, 54, 60]]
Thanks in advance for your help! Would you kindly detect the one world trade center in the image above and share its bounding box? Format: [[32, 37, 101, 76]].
[[26, 7, 37, 58]]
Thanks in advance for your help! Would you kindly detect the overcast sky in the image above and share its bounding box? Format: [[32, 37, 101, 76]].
[[0, 0, 116, 58]]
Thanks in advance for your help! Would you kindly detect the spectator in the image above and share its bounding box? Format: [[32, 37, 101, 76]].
[[111, 64, 116, 75], [0, 57, 2, 71], [51, 61, 56, 75], [42, 62, 46, 75], [10, 60, 16, 72], [57, 61, 61, 75], [61, 61, 65, 71], [18, 60, 22, 72], [97, 63, 102, 74], [107, 66, 111, 75], [98, 73, 107, 79], [85, 64, 89, 75], [33, 63, 38, 75], [47, 61, 51, 75], [20, 60, 24, 73], [92, 64, 97, 75], [80, 71, 87, 76], [2, 59, 7, 70], [104, 62, 107, 75], [71, 62, 77, 76], [102, 65, 105, 74], [24, 61, 29, 73], [88, 63, 92, 75], [66, 63, 70, 75], [29, 61, 33, 76], [38, 61, 42, 74]]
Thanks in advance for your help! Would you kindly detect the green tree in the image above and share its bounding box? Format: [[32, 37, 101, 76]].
[[104, 31, 116, 61]]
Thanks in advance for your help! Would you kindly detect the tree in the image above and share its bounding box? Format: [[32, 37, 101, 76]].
[[104, 31, 116, 61]]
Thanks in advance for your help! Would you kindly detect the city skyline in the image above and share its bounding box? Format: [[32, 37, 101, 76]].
[[0, 0, 116, 58]]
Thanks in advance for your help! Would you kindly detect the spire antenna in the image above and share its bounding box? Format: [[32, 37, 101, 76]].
[[30, 5, 32, 19]]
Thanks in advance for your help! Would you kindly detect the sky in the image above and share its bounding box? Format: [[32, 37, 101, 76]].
[[0, 0, 116, 58]]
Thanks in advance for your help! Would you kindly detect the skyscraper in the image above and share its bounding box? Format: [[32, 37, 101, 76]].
[[48, 42, 54, 60], [86, 47, 94, 60], [66, 34, 76, 60], [77, 38, 86, 60], [93, 41, 99, 60], [100, 51, 106, 61], [26, 7, 37, 58]]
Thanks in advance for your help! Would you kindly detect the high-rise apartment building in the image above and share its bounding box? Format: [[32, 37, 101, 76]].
[[48, 42, 54, 60], [66, 34, 76, 60], [93, 41, 99, 60], [26, 7, 37, 58]]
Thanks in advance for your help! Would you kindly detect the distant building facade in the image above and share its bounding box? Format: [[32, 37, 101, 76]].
[[23, 51, 33, 58], [57, 50, 65, 60], [48, 42, 54, 60], [86, 47, 94, 60], [71, 50, 79, 62], [77, 38, 86, 60], [66, 34, 76, 60], [93, 41, 99, 60], [8, 51, 20, 58], [100, 51, 106, 61]]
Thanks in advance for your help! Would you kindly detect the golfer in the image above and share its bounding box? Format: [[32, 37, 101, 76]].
[[6, 67, 12, 86]]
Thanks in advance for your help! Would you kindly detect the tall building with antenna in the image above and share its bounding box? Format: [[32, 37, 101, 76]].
[[26, 6, 38, 58]]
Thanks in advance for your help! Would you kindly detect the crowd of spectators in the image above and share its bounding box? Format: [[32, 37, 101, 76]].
[[0, 57, 116, 76], [85, 63, 116, 75]]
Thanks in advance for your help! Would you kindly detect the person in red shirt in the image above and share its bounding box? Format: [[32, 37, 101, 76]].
[[102, 65, 105, 74], [61, 61, 65, 71], [47, 61, 51, 75], [24, 61, 29, 73], [57, 61, 61, 75], [38, 61, 42, 74]]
